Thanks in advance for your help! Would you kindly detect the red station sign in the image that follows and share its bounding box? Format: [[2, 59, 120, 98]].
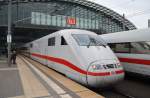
[[67, 17, 76, 25]]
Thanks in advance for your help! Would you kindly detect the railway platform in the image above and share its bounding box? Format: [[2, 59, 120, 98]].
[[0, 55, 104, 98]]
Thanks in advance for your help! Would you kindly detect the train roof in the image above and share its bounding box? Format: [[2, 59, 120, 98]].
[[58, 29, 97, 35], [100, 28, 150, 43], [26, 29, 98, 44]]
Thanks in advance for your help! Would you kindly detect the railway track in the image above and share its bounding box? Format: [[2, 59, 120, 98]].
[[97, 76, 150, 98], [109, 88, 135, 98], [93, 86, 135, 98]]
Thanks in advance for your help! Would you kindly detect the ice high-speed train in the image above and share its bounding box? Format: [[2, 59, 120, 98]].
[[101, 28, 150, 77], [22, 29, 124, 88]]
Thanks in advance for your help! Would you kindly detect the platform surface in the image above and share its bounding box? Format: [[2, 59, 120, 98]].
[[0, 56, 104, 98], [0, 56, 23, 98]]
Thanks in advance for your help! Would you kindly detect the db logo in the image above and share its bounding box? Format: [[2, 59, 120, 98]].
[[67, 18, 76, 25]]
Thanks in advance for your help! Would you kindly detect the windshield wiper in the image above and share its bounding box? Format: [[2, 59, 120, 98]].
[[87, 38, 95, 48], [97, 42, 106, 48], [87, 40, 91, 48]]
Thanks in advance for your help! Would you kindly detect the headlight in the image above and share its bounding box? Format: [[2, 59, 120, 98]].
[[117, 63, 122, 68], [92, 64, 103, 70], [117, 63, 121, 66], [115, 59, 122, 68]]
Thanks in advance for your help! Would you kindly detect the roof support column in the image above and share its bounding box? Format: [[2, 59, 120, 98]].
[[7, 0, 12, 66]]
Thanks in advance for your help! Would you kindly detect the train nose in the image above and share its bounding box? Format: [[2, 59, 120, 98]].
[[86, 62, 124, 88]]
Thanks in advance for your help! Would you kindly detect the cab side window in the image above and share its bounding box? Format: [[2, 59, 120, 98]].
[[48, 37, 55, 46], [30, 43, 33, 48], [115, 43, 130, 53], [61, 36, 68, 45]]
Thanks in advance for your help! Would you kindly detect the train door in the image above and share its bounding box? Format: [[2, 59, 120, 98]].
[[47, 36, 56, 69], [56, 36, 68, 74], [50, 35, 66, 73]]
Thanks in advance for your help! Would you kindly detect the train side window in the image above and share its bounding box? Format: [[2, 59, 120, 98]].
[[61, 36, 68, 45], [115, 43, 130, 53], [48, 37, 55, 46], [130, 42, 150, 54]]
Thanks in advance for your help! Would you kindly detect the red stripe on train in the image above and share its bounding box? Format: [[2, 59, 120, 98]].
[[118, 57, 150, 65], [31, 53, 124, 76]]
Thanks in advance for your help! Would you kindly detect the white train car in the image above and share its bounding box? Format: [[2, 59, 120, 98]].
[[23, 29, 124, 88], [101, 28, 150, 76]]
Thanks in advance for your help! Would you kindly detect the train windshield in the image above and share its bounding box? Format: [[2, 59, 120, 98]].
[[72, 34, 107, 46]]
